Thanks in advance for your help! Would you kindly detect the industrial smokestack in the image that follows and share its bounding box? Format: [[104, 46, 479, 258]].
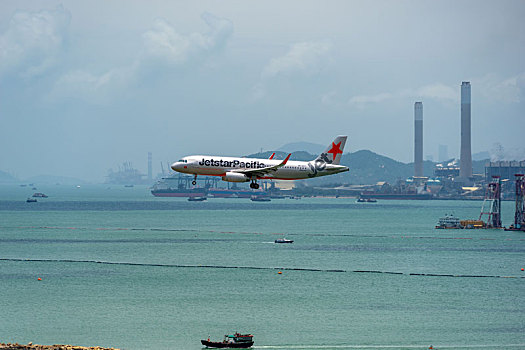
[[414, 102, 423, 177], [460, 82, 472, 179]]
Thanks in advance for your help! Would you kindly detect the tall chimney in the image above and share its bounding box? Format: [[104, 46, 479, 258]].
[[414, 102, 423, 177], [460, 82, 472, 179]]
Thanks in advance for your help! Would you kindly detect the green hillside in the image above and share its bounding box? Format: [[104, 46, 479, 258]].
[[247, 149, 489, 185]]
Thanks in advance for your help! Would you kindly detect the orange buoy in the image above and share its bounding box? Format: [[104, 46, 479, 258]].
[[37, 277, 42, 281], [521, 268, 524, 271], [278, 271, 282, 274]]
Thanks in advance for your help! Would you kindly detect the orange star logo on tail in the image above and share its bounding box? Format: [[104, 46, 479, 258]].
[[327, 141, 343, 161]]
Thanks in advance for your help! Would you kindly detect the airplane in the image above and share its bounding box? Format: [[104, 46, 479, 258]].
[[171, 136, 348, 189]]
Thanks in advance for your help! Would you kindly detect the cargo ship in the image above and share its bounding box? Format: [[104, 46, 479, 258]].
[[151, 188, 207, 197], [150, 177, 207, 198], [360, 192, 432, 200], [208, 188, 263, 198], [151, 176, 265, 198]]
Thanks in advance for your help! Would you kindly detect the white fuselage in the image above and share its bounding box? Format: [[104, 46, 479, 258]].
[[171, 155, 348, 181]]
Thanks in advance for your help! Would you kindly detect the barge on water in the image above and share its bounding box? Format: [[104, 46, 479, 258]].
[[201, 333, 254, 348], [435, 215, 487, 229]]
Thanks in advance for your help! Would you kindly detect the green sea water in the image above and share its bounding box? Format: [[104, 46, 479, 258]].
[[0, 184, 524, 349]]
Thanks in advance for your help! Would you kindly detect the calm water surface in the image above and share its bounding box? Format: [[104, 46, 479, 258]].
[[1, 184, 524, 349]]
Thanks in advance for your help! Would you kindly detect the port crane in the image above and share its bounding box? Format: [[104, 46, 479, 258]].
[[479, 176, 502, 228]]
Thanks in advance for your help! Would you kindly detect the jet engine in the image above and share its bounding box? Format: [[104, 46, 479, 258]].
[[222, 172, 250, 183]]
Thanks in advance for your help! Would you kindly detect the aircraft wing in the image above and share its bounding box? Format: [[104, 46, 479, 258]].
[[235, 153, 291, 178]]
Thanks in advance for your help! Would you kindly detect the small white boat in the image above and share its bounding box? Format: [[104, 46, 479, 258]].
[[274, 238, 294, 244]]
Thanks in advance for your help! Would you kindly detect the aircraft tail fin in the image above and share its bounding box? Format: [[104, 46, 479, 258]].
[[314, 136, 347, 165]]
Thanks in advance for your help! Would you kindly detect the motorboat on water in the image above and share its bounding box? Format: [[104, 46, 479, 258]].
[[275, 238, 294, 244], [250, 195, 271, 202], [188, 196, 207, 202], [357, 197, 376, 202], [201, 333, 254, 348]]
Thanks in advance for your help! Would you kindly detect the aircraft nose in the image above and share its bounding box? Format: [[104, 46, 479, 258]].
[[171, 162, 179, 171]]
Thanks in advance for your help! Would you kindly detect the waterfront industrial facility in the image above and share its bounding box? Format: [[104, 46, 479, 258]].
[[143, 81, 524, 206]]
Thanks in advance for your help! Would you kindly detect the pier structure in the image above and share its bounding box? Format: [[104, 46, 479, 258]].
[[479, 176, 502, 228]]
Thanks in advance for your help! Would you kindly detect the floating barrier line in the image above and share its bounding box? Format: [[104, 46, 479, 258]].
[[1, 258, 524, 279], [2, 226, 525, 242], [254, 345, 525, 349], [254, 344, 525, 349]]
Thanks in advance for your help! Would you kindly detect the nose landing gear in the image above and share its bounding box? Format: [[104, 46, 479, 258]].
[[192, 175, 197, 186], [250, 180, 260, 189]]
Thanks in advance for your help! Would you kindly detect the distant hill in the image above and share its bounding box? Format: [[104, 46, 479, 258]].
[[247, 149, 417, 185], [0, 170, 17, 183], [343, 150, 413, 185], [277, 141, 324, 155], [23, 175, 88, 185], [473, 151, 490, 161], [246, 149, 492, 185], [247, 151, 315, 162]]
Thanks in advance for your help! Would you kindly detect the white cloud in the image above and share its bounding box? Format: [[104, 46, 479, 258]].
[[414, 83, 458, 102], [51, 12, 233, 103], [261, 42, 332, 79], [50, 64, 138, 104], [348, 73, 525, 108], [475, 72, 525, 103], [321, 90, 338, 106], [141, 12, 233, 64], [349, 82, 459, 108], [349, 92, 393, 105], [0, 5, 71, 78], [251, 41, 333, 101]]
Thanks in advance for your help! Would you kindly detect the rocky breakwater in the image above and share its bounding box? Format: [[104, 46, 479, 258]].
[[0, 343, 120, 350]]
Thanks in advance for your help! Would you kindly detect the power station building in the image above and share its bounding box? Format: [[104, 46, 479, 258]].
[[485, 161, 525, 182]]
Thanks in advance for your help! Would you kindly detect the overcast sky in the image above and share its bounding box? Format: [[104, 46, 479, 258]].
[[1, 0, 524, 181]]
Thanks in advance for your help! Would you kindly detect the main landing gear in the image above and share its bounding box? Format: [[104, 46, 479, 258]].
[[250, 180, 260, 190], [192, 175, 197, 186]]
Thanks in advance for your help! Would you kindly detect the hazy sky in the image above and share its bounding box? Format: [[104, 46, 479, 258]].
[[1, 0, 524, 181]]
